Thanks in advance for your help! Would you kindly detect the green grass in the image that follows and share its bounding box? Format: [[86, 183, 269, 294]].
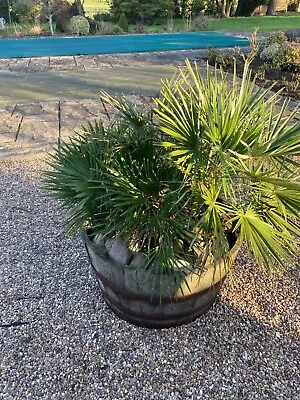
[[149, 13, 300, 34], [208, 13, 300, 33], [129, 13, 300, 35]]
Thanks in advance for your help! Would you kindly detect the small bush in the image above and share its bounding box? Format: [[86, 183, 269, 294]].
[[118, 13, 128, 32], [274, 43, 300, 72], [259, 42, 282, 63], [135, 22, 145, 33], [69, 15, 90, 35], [165, 18, 174, 33], [95, 21, 110, 34], [258, 31, 287, 59], [95, 22, 123, 35], [205, 46, 233, 66], [266, 31, 288, 46], [190, 15, 209, 31], [1, 22, 42, 37], [31, 25, 41, 36], [258, 31, 300, 72], [110, 24, 123, 34]]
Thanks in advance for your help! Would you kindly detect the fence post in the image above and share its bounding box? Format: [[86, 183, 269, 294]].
[[14, 116, 23, 142]]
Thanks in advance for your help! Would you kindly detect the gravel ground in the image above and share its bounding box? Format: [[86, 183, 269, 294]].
[[0, 159, 299, 400]]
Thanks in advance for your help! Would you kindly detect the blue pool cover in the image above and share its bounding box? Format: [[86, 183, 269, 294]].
[[0, 32, 249, 59]]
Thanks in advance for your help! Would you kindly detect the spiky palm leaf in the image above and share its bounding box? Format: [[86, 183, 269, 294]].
[[153, 59, 300, 271], [43, 99, 198, 278]]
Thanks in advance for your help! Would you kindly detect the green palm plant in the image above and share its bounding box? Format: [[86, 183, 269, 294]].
[[153, 60, 300, 272], [43, 59, 300, 287]]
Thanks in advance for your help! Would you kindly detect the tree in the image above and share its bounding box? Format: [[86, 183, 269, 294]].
[[70, 0, 85, 16], [266, 0, 277, 15], [235, 0, 268, 16], [0, 0, 11, 22], [12, 0, 41, 23], [111, 0, 174, 24], [173, 0, 235, 18], [216, 0, 235, 17], [40, 0, 70, 35]]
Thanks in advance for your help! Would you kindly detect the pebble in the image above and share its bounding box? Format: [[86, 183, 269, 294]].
[[0, 159, 299, 400]]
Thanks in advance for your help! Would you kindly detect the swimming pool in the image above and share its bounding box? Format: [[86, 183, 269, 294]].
[[0, 32, 249, 59]]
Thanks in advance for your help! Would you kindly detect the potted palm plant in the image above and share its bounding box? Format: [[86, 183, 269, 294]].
[[43, 60, 300, 328]]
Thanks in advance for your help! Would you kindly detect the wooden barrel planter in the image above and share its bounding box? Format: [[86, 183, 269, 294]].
[[81, 230, 241, 328]]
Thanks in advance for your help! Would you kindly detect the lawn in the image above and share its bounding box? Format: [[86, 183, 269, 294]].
[[141, 13, 300, 34], [208, 13, 300, 32]]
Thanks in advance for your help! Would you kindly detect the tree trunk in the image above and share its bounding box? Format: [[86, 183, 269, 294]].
[[266, 0, 276, 15], [217, 0, 233, 18], [225, 0, 235, 17], [6, 0, 12, 23], [221, 1, 226, 17], [75, 0, 85, 16], [49, 13, 54, 36], [235, 0, 267, 16]]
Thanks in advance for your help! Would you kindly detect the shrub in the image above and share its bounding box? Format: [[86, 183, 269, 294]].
[[258, 31, 287, 58], [135, 22, 145, 33], [12, 0, 41, 24], [190, 15, 209, 31], [69, 15, 90, 35], [31, 25, 42, 36], [110, 24, 123, 34], [258, 31, 300, 72], [257, 32, 300, 72], [205, 46, 234, 66], [1, 22, 48, 37], [266, 31, 288, 46], [259, 42, 282, 63], [118, 13, 128, 32], [95, 21, 110, 34], [165, 18, 174, 33], [274, 43, 300, 72], [95, 21, 123, 35], [1, 23, 20, 37]]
